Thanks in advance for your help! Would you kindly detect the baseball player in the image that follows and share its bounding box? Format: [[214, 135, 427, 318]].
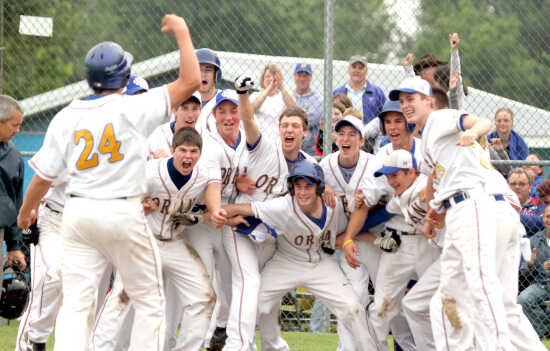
[[215, 75, 315, 350], [16, 14, 200, 351], [194, 48, 223, 135], [223, 160, 378, 351], [149, 91, 202, 158], [389, 76, 513, 350], [15, 174, 67, 351]]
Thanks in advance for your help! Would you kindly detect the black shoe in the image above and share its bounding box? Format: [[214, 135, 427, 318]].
[[30, 341, 46, 351], [207, 327, 227, 351]]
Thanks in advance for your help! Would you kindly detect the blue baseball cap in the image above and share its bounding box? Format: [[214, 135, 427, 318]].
[[335, 115, 365, 135], [124, 75, 149, 95], [388, 77, 432, 101], [374, 149, 417, 177], [213, 89, 239, 109], [295, 63, 312, 75]]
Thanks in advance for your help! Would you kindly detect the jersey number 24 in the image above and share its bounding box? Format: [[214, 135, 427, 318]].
[[74, 123, 124, 170]]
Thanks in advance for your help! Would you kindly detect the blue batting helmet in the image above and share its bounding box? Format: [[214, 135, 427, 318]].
[[196, 48, 222, 83], [378, 100, 415, 135], [85, 41, 133, 90], [287, 160, 325, 196]]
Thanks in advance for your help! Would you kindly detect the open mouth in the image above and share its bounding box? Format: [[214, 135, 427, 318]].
[[284, 136, 295, 145], [181, 161, 192, 170], [341, 144, 351, 152]]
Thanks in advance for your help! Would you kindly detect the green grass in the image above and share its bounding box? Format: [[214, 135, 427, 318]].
[[2, 319, 550, 350]]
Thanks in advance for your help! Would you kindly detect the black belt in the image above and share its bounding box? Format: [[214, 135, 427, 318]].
[[385, 227, 415, 236], [45, 203, 61, 214], [70, 194, 127, 200], [442, 192, 504, 209]]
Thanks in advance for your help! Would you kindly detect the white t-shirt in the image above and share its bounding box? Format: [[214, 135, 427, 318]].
[[251, 91, 285, 141], [30, 87, 171, 199]]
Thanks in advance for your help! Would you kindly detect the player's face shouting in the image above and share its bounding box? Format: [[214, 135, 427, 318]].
[[336, 125, 363, 158], [174, 101, 201, 130], [399, 92, 430, 128], [383, 112, 409, 146], [0, 110, 22, 142], [280, 115, 306, 154], [199, 64, 216, 94], [214, 101, 240, 141], [385, 169, 416, 196], [293, 178, 318, 210], [172, 142, 201, 175]]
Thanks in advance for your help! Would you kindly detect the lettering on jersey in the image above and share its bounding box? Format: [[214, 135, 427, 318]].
[[255, 174, 280, 195], [433, 162, 446, 181], [151, 197, 199, 216], [160, 199, 171, 215], [221, 167, 233, 185], [294, 234, 316, 247], [74, 123, 124, 170], [342, 197, 351, 216], [407, 201, 427, 225], [320, 230, 332, 247]]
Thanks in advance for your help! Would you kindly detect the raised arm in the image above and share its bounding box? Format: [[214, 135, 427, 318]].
[[403, 53, 416, 78], [163, 14, 201, 109], [278, 71, 297, 109], [457, 115, 492, 146], [449, 33, 465, 109], [235, 75, 261, 146]]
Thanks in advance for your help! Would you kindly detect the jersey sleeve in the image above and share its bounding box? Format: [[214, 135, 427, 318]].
[[28, 114, 68, 181], [144, 159, 158, 198], [124, 86, 171, 137], [251, 196, 292, 233], [385, 196, 402, 215]]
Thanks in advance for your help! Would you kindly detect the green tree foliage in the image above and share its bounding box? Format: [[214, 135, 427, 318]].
[[3, 0, 399, 101], [414, 0, 550, 108]]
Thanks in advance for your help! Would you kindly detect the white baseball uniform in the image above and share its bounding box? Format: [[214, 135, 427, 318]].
[[222, 135, 312, 350], [420, 108, 513, 350], [183, 125, 247, 344], [426, 168, 546, 351], [319, 150, 377, 350], [15, 175, 67, 350], [92, 157, 219, 351], [250, 195, 378, 351], [29, 88, 170, 351]]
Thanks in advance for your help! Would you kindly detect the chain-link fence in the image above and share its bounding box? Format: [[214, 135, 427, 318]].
[[4, 0, 550, 347]]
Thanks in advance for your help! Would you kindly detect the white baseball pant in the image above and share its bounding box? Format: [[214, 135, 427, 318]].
[[16, 204, 63, 350], [257, 252, 378, 351], [53, 197, 165, 351], [337, 239, 416, 351], [221, 227, 276, 351], [369, 234, 439, 350], [185, 222, 232, 346], [430, 199, 546, 351], [432, 193, 513, 351]]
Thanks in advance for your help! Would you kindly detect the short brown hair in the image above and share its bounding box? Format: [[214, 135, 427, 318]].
[[279, 107, 308, 131], [342, 107, 362, 120], [508, 168, 533, 185], [333, 94, 352, 109], [172, 127, 202, 150], [333, 102, 345, 114]]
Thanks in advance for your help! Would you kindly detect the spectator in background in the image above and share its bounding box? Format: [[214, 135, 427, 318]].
[[333, 93, 352, 110], [251, 64, 297, 140], [488, 107, 529, 162], [509, 168, 545, 237], [333, 55, 385, 125], [518, 205, 550, 338], [293, 63, 323, 156], [316, 102, 344, 156], [0, 95, 27, 289], [524, 153, 545, 199], [412, 53, 447, 87]]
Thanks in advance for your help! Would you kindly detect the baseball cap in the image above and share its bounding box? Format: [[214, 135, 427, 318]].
[[181, 91, 202, 106], [374, 149, 418, 177], [295, 63, 312, 75], [335, 115, 365, 136], [213, 89, 239, 109], [349, 55, 368, 67], [388, 77, 432, 101], [124, 75, 149, 95]]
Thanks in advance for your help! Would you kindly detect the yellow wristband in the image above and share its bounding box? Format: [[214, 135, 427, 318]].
[[342, 239, 354, 249]]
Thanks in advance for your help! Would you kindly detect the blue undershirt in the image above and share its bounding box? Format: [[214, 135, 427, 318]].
[[285, 152, 306, 174], [305, 202, 327, 229], [167, 158, 192, 190]]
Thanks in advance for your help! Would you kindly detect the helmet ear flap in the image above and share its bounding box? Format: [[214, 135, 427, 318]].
[[287, 176, 295, 196]]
